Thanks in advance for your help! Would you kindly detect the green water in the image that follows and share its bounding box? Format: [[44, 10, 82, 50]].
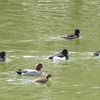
[[0, 0, 100, 100]]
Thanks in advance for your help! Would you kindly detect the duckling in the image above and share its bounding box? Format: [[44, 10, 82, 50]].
[[33, 74, 52, 83]]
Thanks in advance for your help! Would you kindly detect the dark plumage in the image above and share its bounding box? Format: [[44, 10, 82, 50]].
[[48, 49, 69, 60], [94, 51, 100, 56], [62, 29, 80, 39], [0, 51, 6, 62]]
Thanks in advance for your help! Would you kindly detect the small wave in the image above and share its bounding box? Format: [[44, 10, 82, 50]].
[[18, 40, 34, 42], [0, 72, 10, 75], [73, 84, 84, 87], [6, 78, 34, 84], [49, 36, 62, 40], [6, 79, 15, 82], [91, 86, 100, 89], [70, 51, 93, 56], [23, 55, 34, 58]]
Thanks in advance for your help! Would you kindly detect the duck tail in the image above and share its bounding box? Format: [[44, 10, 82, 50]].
[[16, 69, 22, 75], [48, 56, 53, 59]]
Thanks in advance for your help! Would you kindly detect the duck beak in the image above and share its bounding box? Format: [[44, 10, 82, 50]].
[[42, 65, 45, 68]]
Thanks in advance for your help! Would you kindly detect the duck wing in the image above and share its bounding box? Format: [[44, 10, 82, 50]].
[[48, 52, 64, 59], [34, 78, 47, 83], [62, 34, 75, 39], [56, 52, 65, 57]]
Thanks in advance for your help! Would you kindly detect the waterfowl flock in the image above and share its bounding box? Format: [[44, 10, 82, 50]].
[[0, 29, 100, 84]]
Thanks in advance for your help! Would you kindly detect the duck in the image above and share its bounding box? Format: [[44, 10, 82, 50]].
[[48, 49, 69, 60], [0, 51, 6, 62], [62, 29, 80, 39], [33, 74, 52, 83], [16, 63, 45, 76], [94, 51, 100, 56]]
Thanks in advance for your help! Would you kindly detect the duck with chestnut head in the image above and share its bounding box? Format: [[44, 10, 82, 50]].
[[16, 63, 45, 76]]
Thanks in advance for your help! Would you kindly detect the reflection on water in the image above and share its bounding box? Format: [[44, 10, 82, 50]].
[[74, 39, 80, 45]]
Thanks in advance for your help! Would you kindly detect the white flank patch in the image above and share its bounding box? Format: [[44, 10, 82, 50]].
[[53, 56, 66, 60]]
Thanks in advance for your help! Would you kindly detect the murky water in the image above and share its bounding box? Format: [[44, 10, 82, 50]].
[[0, 0, 100, 100]]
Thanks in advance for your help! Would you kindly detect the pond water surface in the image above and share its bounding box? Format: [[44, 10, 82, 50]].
[[0, 0, 100, 100]]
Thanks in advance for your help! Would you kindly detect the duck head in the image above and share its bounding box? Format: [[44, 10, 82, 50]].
[[62, 49, 68, 56], [45, 74, 52, 79], [35, 63, 44, 70], [0, 51, 6, 58], [75, 29, 80, 36]]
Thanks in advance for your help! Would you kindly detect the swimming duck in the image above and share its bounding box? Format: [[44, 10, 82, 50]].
[[33, 74, 52, 83], [0, 51, 6, 62], [48, 49, 69, 60], [62, 29, 80, 39], [16, 63, 44, 76], [94, 51, 100, 56]]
